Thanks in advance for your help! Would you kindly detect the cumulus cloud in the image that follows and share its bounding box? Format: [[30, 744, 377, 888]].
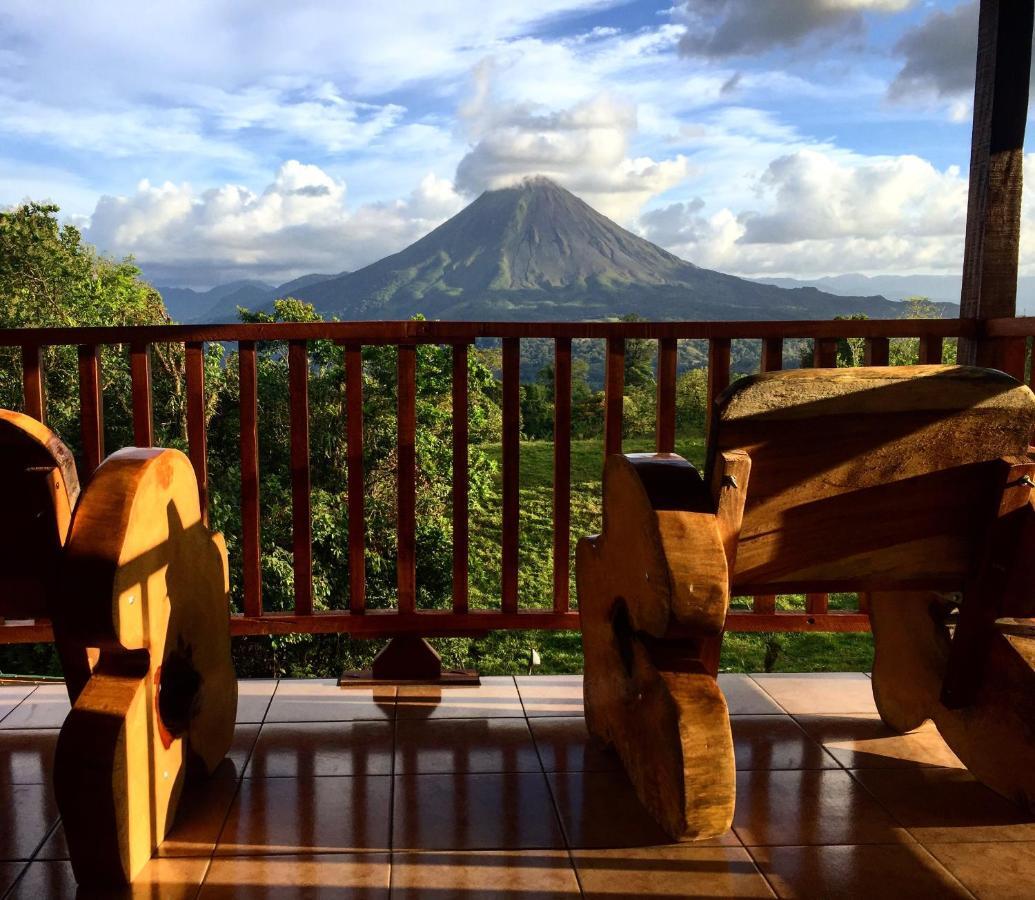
[[677, 0, 913, 58], [85, 162, 463, 287], [888, 1, 978, 107], [639, 147, 969, 276], [454, 66, 688, 221]]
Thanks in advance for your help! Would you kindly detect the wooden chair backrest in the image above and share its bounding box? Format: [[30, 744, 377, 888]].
[[0, 411, 80, 618], [708, 365, 1035, 593]]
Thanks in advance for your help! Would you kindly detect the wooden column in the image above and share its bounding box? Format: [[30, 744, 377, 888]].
[[959, 0, 1034, 367]]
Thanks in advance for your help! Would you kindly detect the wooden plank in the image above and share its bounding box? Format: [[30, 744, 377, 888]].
[[129, 342, 153, 447], [813, 337, 838, 368], [0, 316, 973, 349], [604, 336, 625, 457], [288, 341, 313, 617], [345, 346, 366, 613], [184, 342, 209, 522], [919, 334, 943, 365], [864, 336, 890, 366], [397, 344, 417, 614], [21, 345, 44, 422], [761, 338, 783, 373], [718, 613, 871, 633], [959, 0, 1034, 366], [706, 338, 730, 435], [553, 338, 572, 614], [238, 341, 262, 617], [77, 345, 103, 479], [656, 337, 677, 453], [452, 344, 469, 615], [501, 337, 520, 614]]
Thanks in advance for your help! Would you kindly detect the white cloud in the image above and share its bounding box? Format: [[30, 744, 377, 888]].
[[85, 162, 463, 287], [639, 147, 970, 276], [455, 71, 689, 221], [889, 1, 978, 103]]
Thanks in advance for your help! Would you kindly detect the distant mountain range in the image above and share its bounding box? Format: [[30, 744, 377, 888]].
[[156, 177, 959, 323]]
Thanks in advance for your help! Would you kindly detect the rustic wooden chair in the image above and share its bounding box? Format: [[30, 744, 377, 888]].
[[0, 409, 237, 886], [578, 364, 1035, 840]]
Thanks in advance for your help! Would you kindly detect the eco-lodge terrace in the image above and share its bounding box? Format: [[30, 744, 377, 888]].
[[1, 2, 1035, 897]]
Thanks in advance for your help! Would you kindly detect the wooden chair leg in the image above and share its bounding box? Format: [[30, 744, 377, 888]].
[[868, 590, 950, 733], [578, 538, 734, 840]]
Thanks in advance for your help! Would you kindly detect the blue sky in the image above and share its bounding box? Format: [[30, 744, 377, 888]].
[[0, 0, 1023, 287]]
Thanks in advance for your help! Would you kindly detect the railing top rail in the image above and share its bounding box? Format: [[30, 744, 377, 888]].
[[0, 317, 974, 347], [982, 316, 1035, 337]]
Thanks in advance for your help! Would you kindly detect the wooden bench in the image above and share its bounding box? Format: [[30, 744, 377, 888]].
[[577, 364, 1035, 839], [0, 410, 237, 886]]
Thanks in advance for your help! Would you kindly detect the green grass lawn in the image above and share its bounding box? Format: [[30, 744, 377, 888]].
[[450, 431, 873, 676]]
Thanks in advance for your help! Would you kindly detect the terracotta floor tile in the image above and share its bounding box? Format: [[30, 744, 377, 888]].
[[246, 721, 393, 778], [926, 841, 1035, 898], [795, 715, 964, 770], [720, 674, 786, 715], [391, 850, 581, 898], [0, 782, 57, 860], [393, 772, 565, 851], [200, 853, 390, 898], [515, 675, 584, 717], [851, 768, 1035, 843], [732, 716, 839, 771], [158, 761, 245, 858], [224, 723, 261, 775], [0, 686, 35, 724], [34, 821, 67, 860], [8, 856, 209, 899], [749, 673, 877, 715], [574, 845, 775, 898], [0, 861, 25, 895], [0, 685, 69, 730], [527, 716, 621, 773], [235, 679, 278, 724], [750, 844, 970, 899], [0, 729, 58, 784], [548, 770, 739, 849], [733, 770, 908, 847], [217, 776, 391, 856], [397, 676, 524, 719], [395, 717, 540, 775], [265, 680, 396, 723]]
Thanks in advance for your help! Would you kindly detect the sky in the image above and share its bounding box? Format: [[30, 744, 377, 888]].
[[1, 0, 1029, 288]]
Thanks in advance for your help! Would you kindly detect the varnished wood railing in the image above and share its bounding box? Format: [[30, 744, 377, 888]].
[[0, 316, 1000, 644]]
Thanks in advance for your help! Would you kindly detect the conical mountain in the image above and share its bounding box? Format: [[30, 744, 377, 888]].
[[296, 177, 949, 321]]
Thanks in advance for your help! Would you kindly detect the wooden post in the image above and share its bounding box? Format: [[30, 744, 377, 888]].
[[959, 0, 1034, 368]]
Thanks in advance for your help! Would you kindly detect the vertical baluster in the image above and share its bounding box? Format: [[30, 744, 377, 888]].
[[346, 345, 366, 613], [604, 337, 625, 458], [857, 592, 871, 615], [502, 337, 520, 614], [813, 337, 838, 368], [656, 337, 677, 453], [239, 341, 262, 617], [21, 345, 44, 422], [130, 341, 153, 447], [184, 342, 209, 523], [452, 343, 469, 615], [996, 336, 1028, 381], [761, 337, 783, 373], [77, 345, 103, 480], [806, 593, 829, 617], [706, 338, 731, 436], [753, 595, 776, 615], [864, 336, 890, 366], [553, 337, 572, 614], [919, 334, 943, 364], [287, 340, 313, 617], [397, 344, 417, 614]]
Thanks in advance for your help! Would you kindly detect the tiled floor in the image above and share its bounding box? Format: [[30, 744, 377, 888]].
[[0, 673, 1032, 897]]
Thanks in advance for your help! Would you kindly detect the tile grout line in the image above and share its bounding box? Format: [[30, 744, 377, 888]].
[[0, 687, 39, 729], [739, 844, 780, 899], [387, 686, 397, 893], [518, 674, 586, 898]]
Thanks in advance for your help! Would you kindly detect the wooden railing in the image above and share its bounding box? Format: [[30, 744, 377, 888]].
[[2, 315, 1022, 645]]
